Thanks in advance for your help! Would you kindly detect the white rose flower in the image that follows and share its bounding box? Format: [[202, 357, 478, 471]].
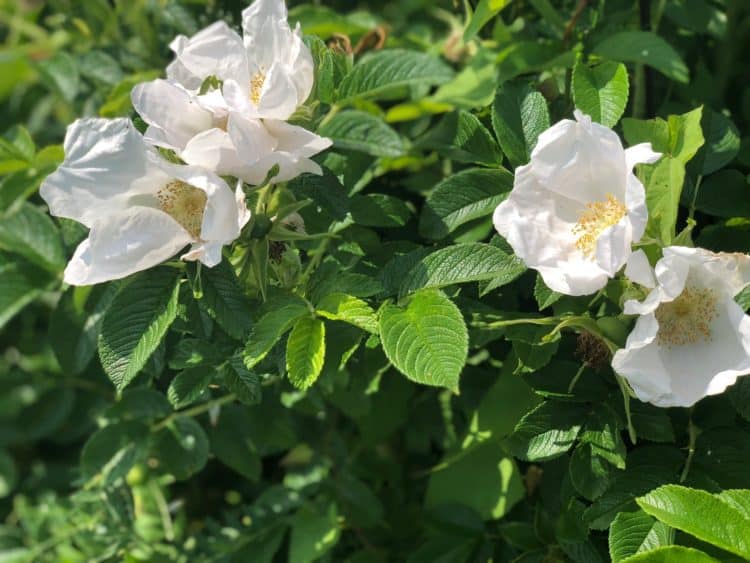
[[40, 118, 250, 286], [493, 110, 661, 296], [612, 247, 750, 407], [130, 0, 331, 185]]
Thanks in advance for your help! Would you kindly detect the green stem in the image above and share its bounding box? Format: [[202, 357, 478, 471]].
[[617, 376, 638, 445], [567, 364, 586, 393], [151, 394, 236, 432], [318, 103, 341, 128], [680, 414, 698, 483], [472, 317, 560, 329]]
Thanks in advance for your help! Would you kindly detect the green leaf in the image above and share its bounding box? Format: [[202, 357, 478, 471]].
[[49, 284, 118, 375], [419, 168, 513, 240], [0, 450, 18, 498], [464, 0, 513, 41], [210, 405, 261, 480], [415, 111, 503, 166], [350, 193, 412, 227], [198, 261, 253, 340], [621, 546, 720, 563], [288, 502, 340, 563], [425, 441, 524, 520], [642, 157, 685, 244], [167, 367, 213, 409], [36, 52, 80, 102], [0, 255, 50, 329], [506, 401, 587, 461], [98, 268, 182, 390], [691, 169, 750, 218], [580, 404, 626, 469], [572, 59, 629, 127], [609, 511, 673, 563], [221, 356, 261, 406], [694, 109, 740, 175], [378, 289, 468, 390], [622, 108, 704, 165], [430, 48, 499, 110], [399, 242, 526, 296], [80, 421, 147, 484], [319, 110, 406, 157], [585, 446, 684, 530], [593, 31, 689, 83], [316, 293, 378, 333], [337, 49, 454, 103], [103, 388, 172, 422], [149, 417, 209, 481], [0, 203, 65, 273], [491, 81, 550, 168], [286, 316, 326, 390], [636, 485, 750, 559], [534, 274, 562, 310], [569, 444, 612, 501], [243, 293, 309, 368], [289, 167, 349, 221]]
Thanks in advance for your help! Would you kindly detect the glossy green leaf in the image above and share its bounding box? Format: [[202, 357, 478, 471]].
[[593, 31, 689, 83], [572, 59, 629, 127], [419, 168, 513, 240], [399, 242, 526, 296], [98, 268, 182, 390], [316, 293, 378, 333], [609, 511, 673, 562], [319, 110, 406, 157], [286, 316, 326, 390], [337, 49, 454, 103], [379, 289, 468, 390], [491, 81, 550, 167]]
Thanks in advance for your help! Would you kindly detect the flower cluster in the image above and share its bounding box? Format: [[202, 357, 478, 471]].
[[495, 111, 750, 408], [40, 0, 330, 286]]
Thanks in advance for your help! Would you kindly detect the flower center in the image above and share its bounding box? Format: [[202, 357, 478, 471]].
[[250, 70, 266, 105], [654, 285, 718, 347], [572, 194, 627, 258], [157, 180, 207, 239]]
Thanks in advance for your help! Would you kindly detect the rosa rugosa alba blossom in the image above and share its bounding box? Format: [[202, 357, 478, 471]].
[[612, 247, 750, 408], [130, 0, 331, 184], [40, 118, 250, 286], [493, 110, 661, 296]]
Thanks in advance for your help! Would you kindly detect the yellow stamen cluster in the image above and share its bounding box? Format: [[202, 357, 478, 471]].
[[250, 71, 266, 105], [157, 180, 207, 239], [655, 285, 718, 347], [572, 194, 627, 258]]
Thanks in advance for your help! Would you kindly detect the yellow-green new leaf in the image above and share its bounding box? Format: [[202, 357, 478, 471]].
[[316, 293, 378, 333]]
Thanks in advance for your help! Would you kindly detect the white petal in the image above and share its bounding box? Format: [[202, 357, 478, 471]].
[[150, 158, 245, 246], [254, 65, 302, 120], [40, 118, 153, 228], [168, 21, 249, 88], [132, 79, 214, 152], [663, 246, 750, 298], [64, 207, 192, 285], [530, 112, 628, 203], [625, 142, 662, 170], [182, 241, 224, 267], [493, 166, 608, 296], [612, 314, 675, 406], [237, 120, 331, 185], [181, 128, 248, 178], [264, 120, 332, 156], [625, 249, 656, 288], [594, 218, 631, 277], [227, 113, 277, 161], [624, 174, 648, 244]]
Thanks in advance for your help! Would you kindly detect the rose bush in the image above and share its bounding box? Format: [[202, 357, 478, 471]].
[[2, 1, 750, 562]]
